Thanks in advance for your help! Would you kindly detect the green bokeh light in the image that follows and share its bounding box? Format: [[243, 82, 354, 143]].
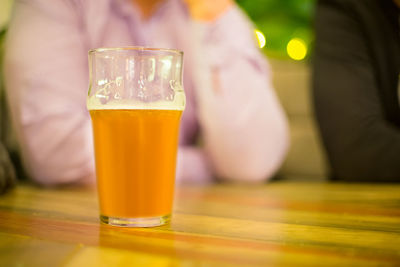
[[237, 0, 315, 60]]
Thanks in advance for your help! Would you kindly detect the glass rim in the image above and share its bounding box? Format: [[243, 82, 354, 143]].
[[88, 46, 183, 56]]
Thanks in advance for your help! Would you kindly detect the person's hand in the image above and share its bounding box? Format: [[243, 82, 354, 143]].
[[183, 0, 234, 21], [0, 142, 16, 194]]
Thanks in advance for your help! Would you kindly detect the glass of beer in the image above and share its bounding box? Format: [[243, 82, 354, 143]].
[[87, 47, 185, 227]]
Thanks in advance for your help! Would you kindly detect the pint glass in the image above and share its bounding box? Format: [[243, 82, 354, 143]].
[[87, 47, 185, 227]]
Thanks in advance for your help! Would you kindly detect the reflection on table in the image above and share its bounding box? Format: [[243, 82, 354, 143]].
[[0, 182, 399, 266]]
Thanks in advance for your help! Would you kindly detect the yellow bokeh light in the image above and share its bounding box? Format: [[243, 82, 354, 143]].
[[254, 29, 266, 49], [287, 38, 307, 60]]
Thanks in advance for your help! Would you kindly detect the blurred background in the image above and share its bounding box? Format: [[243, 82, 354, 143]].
[[236, 0, 327, 181], [0, 0, 327, 181], [238, 0, 314, 60]]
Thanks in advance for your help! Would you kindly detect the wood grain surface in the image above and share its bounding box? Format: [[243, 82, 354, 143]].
[[0, 182, 399, 266]]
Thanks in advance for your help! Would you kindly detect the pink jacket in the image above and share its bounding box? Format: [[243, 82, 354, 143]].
[[4, 0, 289, 185]]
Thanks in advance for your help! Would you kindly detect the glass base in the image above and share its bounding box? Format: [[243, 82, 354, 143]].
[[100, 214, 170, 227]]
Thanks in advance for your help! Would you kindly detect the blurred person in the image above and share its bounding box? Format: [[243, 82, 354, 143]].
[[4, 0, 289, 186], [0, 140, 16, 194], [0, 139, 16, 194], [1, 27, 17, 194], [0, 111, 17, 193], [313, 0, 400, 182]]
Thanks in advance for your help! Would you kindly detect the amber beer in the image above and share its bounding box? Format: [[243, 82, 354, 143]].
[[90, 109, 182, 220], [88, 47, 184, 227]]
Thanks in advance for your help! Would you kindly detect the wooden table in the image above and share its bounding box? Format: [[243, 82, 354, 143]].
[[0, 182, 399, 266]]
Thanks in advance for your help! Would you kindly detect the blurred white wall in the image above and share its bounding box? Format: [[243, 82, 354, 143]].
[[271, 59, 328, 181]]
